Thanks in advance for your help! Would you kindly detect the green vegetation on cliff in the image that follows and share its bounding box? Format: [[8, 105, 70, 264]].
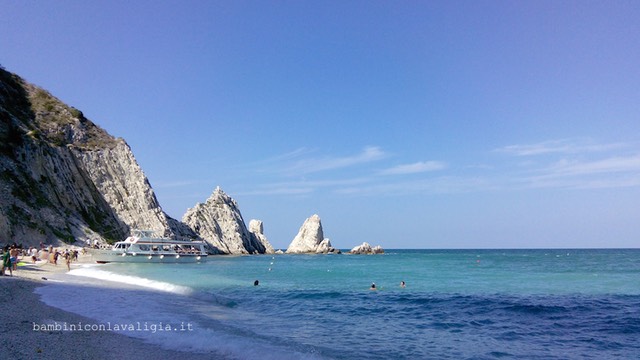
[[0, 66, 128, 245]]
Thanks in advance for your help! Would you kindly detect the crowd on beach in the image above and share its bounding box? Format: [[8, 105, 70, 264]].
[[1, 242, 81, 276]]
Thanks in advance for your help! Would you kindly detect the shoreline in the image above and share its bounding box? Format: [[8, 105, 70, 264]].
[[1, 255, 229, 360]]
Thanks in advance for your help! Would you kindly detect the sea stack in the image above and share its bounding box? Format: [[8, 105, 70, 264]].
[[286, 214, 340, 254], [249, 219, 275, 254], [182, 187, 272, 254], [350, 242, 385, 254]]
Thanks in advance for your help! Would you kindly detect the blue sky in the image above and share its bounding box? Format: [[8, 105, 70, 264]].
[[2, 1, 639, 249]]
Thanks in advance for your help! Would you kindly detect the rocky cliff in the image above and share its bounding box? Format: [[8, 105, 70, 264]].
[[182, 187, 273, 254], [286, 214, 339, 254], [0, 68, 192, 246], [0, 67, 278, 254], [74, 140, 195, 239], [1, 69, 124, 245]]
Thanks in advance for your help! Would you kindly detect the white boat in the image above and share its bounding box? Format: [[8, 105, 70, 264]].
[[90, 230, 208, 263]]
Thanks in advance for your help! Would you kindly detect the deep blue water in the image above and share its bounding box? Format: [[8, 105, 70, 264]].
[[38, 249, 640, 359]]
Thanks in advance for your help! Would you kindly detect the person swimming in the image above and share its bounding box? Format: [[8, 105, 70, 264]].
[[400, 281, 406, 288], [370, 282, 377, 290], [254, 280, 259, 286]]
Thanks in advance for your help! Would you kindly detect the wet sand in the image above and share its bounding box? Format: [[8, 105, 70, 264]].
[[0, 254, 229, 360]]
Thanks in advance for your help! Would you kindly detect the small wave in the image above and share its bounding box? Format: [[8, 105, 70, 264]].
[[68, 266, 193, 296], [283, 290, 346, 300], [503, 303, 568, 315]]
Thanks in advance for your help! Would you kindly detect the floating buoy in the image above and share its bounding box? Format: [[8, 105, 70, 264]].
[[176, 254, 180, 259], [132, 252, 137, 256], [148, 255, 152, 260], [160, 255, 164, 259], [196, 256, 201, 261], [121, 253, 127, 257]]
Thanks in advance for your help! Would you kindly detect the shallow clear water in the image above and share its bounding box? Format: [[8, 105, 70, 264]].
[[38, 249, 640, 359]]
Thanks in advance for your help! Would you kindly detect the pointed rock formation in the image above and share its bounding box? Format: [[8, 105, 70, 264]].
[[182, 187, 270, 254], [349, 242, 385, 254], [286, 214, 339, 254], [249, 219, 275, 254]]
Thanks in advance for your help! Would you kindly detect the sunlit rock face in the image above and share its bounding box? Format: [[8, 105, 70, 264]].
[[350, 242, 384, 254], [182, 187, 271, 254], [286, 214, 339, 254]]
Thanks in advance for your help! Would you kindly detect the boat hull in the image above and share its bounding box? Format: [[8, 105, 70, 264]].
[[90, 250, 207, 263], [89, 230, 210, 264]]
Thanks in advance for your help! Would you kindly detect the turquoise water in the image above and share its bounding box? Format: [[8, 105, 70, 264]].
[[39, 249, 640, 359], [108, 249, 640, 294]]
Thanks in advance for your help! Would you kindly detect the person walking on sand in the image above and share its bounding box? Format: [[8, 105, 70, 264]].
[[53, 249, 59, 265], [64, 251, 71, 271]]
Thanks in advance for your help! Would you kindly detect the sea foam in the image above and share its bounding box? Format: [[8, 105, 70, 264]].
[[68, 265, 194, 296], [36, 267, 323, 360]]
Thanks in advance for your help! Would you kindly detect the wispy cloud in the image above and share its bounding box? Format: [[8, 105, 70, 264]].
[[282, 146, 388, 175], [492, 139, 640, 190], [520, 154, 640, 189], [495, 139, 628, 156], [545, 154, 640, 177], [335, 176, 496, 196], [154, 180, 202, 189], [235, 186, 316, 196], [264, 147, 315, 163], [236, 177, 372, 196], [379, 161, 447, 175], [238, 140, 640, 198]]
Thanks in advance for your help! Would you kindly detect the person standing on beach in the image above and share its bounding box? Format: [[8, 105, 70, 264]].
[[10, 246, 19, 271], [2, 248, 12, 276]]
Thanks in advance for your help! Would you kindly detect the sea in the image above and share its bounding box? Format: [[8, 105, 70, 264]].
[[36, 249, 640, 359]]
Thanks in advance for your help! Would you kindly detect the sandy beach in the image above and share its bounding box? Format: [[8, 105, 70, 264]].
[[0, 253, 227, 360]]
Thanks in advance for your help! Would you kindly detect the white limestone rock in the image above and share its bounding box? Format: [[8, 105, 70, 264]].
[[182, 187, 270, 254], [286, 214, 339, 254], [350, 242, 384, 254], [350, 242, 372, 254], [315, 238, 332, 254], [249, 219, 275, 254], [75, 140, 191, 239]]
